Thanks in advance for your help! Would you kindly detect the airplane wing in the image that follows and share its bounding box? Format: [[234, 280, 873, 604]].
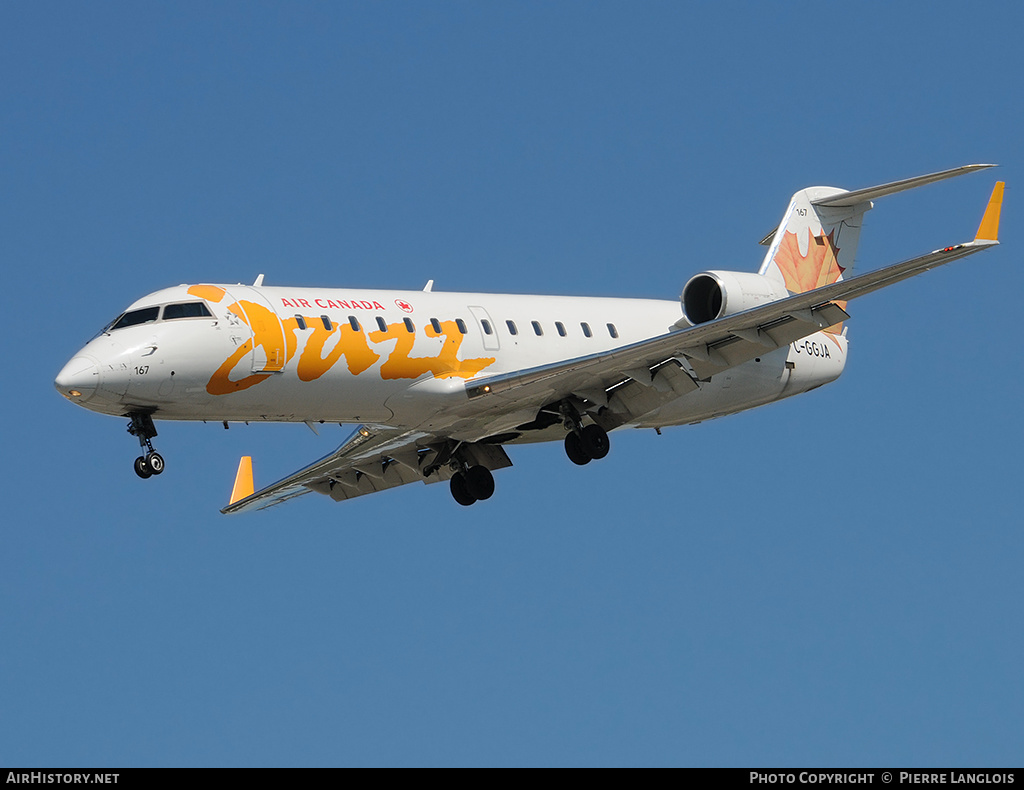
[[464, 183, 1003, 418], [221, 424, 512, 514]]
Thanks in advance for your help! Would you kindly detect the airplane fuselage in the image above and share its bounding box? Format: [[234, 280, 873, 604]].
[[57, 282, 847, 442]]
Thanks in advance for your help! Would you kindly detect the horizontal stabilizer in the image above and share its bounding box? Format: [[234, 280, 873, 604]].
[[812, 164, 996, 207], [759, 164, 996, 246]]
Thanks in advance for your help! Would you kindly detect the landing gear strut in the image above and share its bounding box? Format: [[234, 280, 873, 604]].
[[127, 412, 164, 479], [560, 401, 610, 466]]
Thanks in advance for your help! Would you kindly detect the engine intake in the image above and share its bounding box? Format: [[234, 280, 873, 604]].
[[680, 270, 789, 325]]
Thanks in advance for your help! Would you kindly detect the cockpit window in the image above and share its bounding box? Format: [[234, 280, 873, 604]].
[[163, 302, 213, 320], [110, 306, 160, 330]]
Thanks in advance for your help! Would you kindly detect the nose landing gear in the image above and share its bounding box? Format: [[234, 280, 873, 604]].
[[127, 412, 165, 479]]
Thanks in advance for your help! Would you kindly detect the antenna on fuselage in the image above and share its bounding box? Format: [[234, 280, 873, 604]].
[[423, 279, 434, 292], [253, 274, 265, 287]]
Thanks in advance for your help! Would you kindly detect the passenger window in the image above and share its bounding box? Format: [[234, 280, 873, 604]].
[[581, 322, 592, 338], [532, 321, 543, 336], [555, 321, 567, 337], [163, 302, 212, 320], [321, 316, 333, 331], [456, 318, 467, 334], [348, 316, 361, 331], [110, 306, 160, 330], [404, 317, 415, 333], [430, 318, 442, 334], [376, 316, 388, 332], [481, 320, 493, 335], [295, 315, 307, 331], [506, 320, 518, 336], [607, 323, 619, 339]]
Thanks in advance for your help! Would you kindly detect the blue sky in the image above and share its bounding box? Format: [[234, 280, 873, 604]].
[[2, 2, 1022, 767]]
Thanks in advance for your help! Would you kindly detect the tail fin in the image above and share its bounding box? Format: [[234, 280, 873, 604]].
[[759, 185, 863, 295]]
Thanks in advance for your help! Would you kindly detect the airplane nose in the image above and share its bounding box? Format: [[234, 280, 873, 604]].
[[55, 356, 101, 402]]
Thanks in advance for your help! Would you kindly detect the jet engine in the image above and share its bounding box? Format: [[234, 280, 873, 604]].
[[680, 270, 789, 325]]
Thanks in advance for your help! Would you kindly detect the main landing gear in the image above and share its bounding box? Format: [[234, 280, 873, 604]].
[[560, 402, 610, 466], [423, 442, 497, 507], [450, 465, 495, 507], [127, 412, 165, 479]]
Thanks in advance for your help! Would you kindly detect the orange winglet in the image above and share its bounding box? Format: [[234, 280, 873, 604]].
[[975, 181, 1004, 241], [230, 456, 255, 505]]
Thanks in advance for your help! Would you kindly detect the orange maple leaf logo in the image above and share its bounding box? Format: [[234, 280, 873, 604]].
[[773, 228, 847, 336], [774, 228, 845, 293]]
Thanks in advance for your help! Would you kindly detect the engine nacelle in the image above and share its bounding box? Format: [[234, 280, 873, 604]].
[[680, 270, 789, 325]]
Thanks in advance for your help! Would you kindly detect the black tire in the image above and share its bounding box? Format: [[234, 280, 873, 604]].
[[465, 465, 495, 501], [450, 472, 477, 506], [565, 432, 591, 465], [134, 456, 153, 479], [580, 424, 610, 460], [146, 452, 165, 475]]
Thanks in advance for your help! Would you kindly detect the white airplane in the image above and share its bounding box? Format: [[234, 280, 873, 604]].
[[55, 166, 1004, 513]]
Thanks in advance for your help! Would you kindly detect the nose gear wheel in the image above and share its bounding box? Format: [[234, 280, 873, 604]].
[[127, 413, 165, 479], [134, 456, 153, 479]]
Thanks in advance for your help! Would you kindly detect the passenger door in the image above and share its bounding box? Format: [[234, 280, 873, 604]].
[[225, 287, 288, 373]]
